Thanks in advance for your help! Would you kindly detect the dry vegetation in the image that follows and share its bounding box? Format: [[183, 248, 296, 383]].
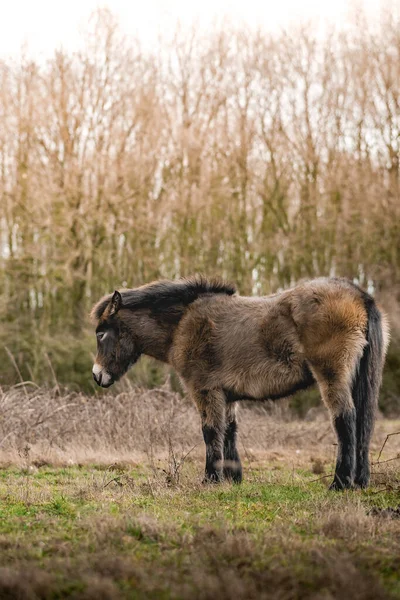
[[0, 8, 399, 398], [0, 384, 399, 471], [0, 386, 400, 599]]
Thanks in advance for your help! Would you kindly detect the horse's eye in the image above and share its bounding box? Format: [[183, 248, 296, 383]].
[[97, 332, 105, 342]]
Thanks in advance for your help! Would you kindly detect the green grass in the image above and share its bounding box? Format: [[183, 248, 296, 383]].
[[0, 463, 399, 599]]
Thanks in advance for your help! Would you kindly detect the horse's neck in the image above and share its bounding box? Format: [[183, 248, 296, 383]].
[[134, 311, 176, 364]]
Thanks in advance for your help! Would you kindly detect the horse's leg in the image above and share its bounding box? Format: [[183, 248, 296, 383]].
[[327, 385, 356, 490], [316, 378, 356, 490], [354, 411, 373, 488], [354, 417, 372, 489], [192, 389, 226, 483], [223, 402, 242, 483]]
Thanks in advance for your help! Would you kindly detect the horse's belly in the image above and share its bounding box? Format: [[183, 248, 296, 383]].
[[221, 359, 314, 401]]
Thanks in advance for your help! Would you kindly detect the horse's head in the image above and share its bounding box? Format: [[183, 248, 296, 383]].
[[90, 276, 237, 387], [91, 291, 141, 388]]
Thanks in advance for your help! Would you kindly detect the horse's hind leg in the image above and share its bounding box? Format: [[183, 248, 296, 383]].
[[331, 398, 356, 490], [354, 413, 372, 489], [223, 403, 242, 483], [317, 378, 356, 490], [192, 389, 226, 483]]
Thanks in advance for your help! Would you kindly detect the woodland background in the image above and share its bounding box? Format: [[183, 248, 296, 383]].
[[0, 9, 399, 413]]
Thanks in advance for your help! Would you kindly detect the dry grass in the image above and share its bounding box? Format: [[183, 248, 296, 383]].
[[0, 384, 399, 473], [0, 385, 399, 599]]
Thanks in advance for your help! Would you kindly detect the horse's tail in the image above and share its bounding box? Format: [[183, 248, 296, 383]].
[[352, 293, 389, 485]]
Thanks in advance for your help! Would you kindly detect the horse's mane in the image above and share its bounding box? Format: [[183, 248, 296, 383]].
[[91, 275, 236, 320]]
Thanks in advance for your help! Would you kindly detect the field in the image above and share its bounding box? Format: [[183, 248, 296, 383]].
[[0, 385, 400, 599]]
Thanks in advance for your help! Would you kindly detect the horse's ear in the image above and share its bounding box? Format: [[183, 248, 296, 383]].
[[108, 290, 122, 316]]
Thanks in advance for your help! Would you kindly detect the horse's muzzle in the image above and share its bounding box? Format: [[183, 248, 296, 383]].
[[92, 369, 114, 388]]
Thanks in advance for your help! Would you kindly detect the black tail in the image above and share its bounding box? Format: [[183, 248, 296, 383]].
[[352, 295, 386, 487]]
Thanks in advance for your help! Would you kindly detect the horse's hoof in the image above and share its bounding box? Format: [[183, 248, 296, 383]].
[[354, 480, 369, 489], [329, 477, 354, 491], [202, 473, 223, 484], [223, 468, 243, 484], [354, 471, 370, 489]]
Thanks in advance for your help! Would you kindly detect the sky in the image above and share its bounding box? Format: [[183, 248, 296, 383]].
[[0, 0, 394, 59]]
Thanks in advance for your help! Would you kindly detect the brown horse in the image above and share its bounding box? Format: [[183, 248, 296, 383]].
[[91, 276, 389, 489]]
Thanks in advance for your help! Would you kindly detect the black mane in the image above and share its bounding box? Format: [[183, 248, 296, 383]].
[[92, 275, 236, 320]]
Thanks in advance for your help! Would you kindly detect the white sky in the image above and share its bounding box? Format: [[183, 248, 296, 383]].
[[0, 0, 395, 59]]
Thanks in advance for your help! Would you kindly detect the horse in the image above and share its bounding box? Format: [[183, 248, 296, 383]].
[[91, 276, 389, 490]]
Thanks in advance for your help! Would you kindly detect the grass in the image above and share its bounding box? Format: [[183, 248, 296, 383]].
[[0, 461, 400, 599], [0, 386, 399, 598]]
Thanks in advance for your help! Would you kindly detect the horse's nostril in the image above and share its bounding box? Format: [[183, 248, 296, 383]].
[[93, 371, 102, 385]]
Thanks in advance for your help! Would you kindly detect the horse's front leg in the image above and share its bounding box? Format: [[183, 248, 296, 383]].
[[192, 389, 226, 483], [223, 402, 242, 483]]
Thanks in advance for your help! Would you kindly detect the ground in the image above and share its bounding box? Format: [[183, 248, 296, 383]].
[[0, 386, 399, 599]]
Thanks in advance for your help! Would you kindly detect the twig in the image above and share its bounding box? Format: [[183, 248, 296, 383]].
[[310, 473, 333, 483], [103, 476, 122, 488], [240, 437, 255, 473], [44, 352, 61, 396], [317, 425, 332, 442], [177, 443, 199, 467], [34, 403, 78, 426], [372, 455, 400, 466], [368, 486, 397, 495], [5, 347, 28, 398], [13, 381, 39, 389], [376, 431, 400, 463], [0, 430, 17, 449]]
